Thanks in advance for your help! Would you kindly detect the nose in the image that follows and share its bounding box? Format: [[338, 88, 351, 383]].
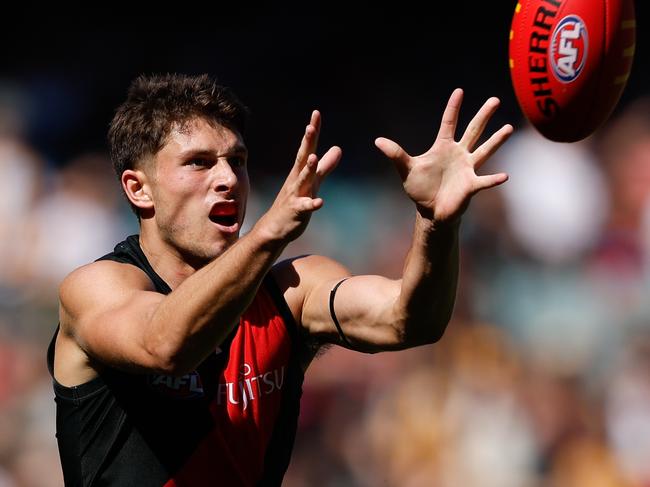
[[213, 159, 238, 193]]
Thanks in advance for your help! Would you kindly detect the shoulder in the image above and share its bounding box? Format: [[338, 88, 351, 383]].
[[272, 254, 350, 285], [273, 255, 350, 280], [59, 260, 155, 332], [60, 259, 155, 302], [270, 255, 351, 323]]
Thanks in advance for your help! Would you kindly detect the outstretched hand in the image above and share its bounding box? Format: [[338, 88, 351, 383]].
[[261, 111, 342, 242], [375, 89, 512, 225]]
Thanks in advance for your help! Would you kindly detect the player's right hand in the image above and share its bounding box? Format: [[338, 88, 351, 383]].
[[257, 110, 341, 243]]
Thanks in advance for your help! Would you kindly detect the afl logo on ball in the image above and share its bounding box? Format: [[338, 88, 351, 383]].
[[550, 15, 588, 83]]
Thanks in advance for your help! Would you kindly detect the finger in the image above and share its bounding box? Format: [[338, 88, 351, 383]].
[[473, 172, 509, 193], [293, 110, 322, 171], [316, 146, 342, 180], [436, 88, 463, 141], [459, 97, 500, 150], [292, 124, 317, 172], [309, 110, 322, 149], [297, 196, 324, 212], [375, 137, 411, 180], [295, 153, 319, 196], [472, 124, 514, 169]]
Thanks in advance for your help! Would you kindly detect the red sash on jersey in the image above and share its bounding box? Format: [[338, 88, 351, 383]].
[[164, 286, 292, 487]]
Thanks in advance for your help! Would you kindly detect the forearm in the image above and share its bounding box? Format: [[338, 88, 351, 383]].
[[146, 224, 286, 374], [396, 211, 460, 343], [372, 89, 510, 345]]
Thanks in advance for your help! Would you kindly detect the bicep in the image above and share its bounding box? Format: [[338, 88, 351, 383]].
[[60, 262, 166, 373], [296, 257, 403, 352]]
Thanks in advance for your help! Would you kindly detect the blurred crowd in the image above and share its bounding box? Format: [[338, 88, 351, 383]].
[[2, 83, 650, 486]]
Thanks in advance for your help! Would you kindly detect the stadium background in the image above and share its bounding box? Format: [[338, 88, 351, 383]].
[[1, 5, 650, 486]]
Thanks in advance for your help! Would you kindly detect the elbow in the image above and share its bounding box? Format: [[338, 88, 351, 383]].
[[146, 342, 197, 377], [155, 359, 192, 378], [392, 296, 454, 348], [425, 323, 448, 344], [399, 315, 450, 348], [155, 356, 197, 377], [426, 316, 451, 343]]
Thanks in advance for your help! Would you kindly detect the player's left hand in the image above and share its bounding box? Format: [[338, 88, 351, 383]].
[[375, 89, 512, 226]]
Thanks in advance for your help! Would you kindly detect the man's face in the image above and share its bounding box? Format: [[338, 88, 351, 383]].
[[147, 117, 249, 263]]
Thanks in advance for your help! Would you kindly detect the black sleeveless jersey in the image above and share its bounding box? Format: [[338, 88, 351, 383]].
[[47, 235, 304, 486]]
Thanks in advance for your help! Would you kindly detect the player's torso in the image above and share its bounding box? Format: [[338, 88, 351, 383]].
[[50, 236, 304, 487], [121, 287, 297, 486]]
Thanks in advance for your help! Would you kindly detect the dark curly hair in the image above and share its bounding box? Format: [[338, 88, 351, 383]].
[[108, 73, 249, 213]]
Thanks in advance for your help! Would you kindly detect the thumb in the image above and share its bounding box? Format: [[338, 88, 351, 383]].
[[375, 137, 411, 180]]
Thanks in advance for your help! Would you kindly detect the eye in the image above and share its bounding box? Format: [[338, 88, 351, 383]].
[[228, 156, 246, 168], [187, 158, 212, 168]]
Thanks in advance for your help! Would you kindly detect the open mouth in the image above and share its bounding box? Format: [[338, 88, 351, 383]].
[[209, 214, 238, 227], [209, 202, 239, 229]]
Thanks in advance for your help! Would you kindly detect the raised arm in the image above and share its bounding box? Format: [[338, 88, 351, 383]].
[[57, 112, 342, 382], [293, 89, 512, 353]]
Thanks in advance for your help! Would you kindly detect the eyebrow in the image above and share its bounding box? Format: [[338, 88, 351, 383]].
[[178, 144, 248, 159]]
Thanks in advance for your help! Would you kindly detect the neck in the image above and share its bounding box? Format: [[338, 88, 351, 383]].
[[138, 227, 210, 290]]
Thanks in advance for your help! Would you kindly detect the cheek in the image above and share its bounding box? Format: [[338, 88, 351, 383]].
[[239, 173, 250, 216], [241, 175, 250, 198], [171, 170, 208, 198], [154, 177, 202, 220]]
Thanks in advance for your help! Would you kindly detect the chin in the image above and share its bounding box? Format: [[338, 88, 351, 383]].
[[176, 239, 229, 267], [205, 235, 238, 259]]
